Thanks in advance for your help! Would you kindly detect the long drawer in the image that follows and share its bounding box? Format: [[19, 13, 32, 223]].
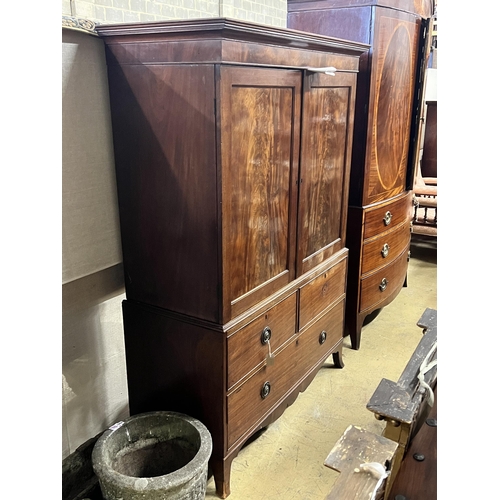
[[359, 245, 410, 313], [227, 293, 297, 390], [363, 193, 412, 239], [227, 299, 344, 449], [361, 220, 411, 276]]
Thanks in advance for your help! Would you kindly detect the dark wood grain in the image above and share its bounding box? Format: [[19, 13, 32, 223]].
[[361, 220, 411, 275], [298, 255, 347, 329], [363, 191, 412, 239], [388, 385, 437, 499], [421, 100, 437, 178], [297, 72, 356, 274], [296, 297, 345, 371], [365, 13, 420, 205], [107, 63, 221, 322], [227, 292, 297, 390], [96, 16, 369, 58], [359, 243, 410, 312], [220, 67, 301, 317], [97, 19, 363, 498], [288, 2, 429, 350], [288, 0, 434, 18]]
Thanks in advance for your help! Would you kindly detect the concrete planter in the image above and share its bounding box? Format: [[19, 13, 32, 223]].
[[92, 411, 212, 500]]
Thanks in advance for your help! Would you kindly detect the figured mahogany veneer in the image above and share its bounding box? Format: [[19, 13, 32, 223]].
[[288, 0, 433, 349], [96, 18, 367, 498], [360, 220, 411, 275]]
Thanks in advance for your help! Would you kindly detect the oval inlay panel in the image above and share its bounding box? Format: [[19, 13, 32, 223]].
[[375, 25, 412, 190]]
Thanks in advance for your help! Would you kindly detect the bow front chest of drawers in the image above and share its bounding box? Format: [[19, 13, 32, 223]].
[[96, 18, 367, 497], [288, 0, 434, 349]]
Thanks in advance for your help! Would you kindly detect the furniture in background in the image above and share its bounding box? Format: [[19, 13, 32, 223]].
[[323, 307, 437, 499], [412, 99, 437, 236], [96, 19, 367, 498], [288, 0, 435, 349]]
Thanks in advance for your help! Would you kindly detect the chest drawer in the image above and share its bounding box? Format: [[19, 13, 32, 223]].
[[361, 221, 411, 276], [363, 193, 412, 239], [298, 256, 347, 330], [227, 293, 297, 390], [359, 244, 410, 313], [227, 334, 301, 448], [296, 298, 344, 374]]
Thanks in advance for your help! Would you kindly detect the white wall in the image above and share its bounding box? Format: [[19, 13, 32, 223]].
[[62, 28, 128, 459], [62, 0, 288, 27]]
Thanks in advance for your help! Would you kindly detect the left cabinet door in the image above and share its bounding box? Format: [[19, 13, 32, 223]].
[[219, 66, 302, 320]]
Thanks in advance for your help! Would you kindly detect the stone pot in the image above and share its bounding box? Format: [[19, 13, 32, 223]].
[[92, 411, 212, 500]]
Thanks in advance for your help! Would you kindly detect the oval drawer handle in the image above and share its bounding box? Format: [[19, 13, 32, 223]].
[[379, 278, 388, 292], [381, 243, 390, 258], [261, 381, 271, 399], [383, 211, 392, 226], [261, 326, 272, 345], [319, 331, 327, 345]]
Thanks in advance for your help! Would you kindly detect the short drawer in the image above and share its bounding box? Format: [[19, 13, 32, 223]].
[[363, 193, 412, 239], [296, 298, 344, 373], [298, 257, 347, 330], [361, 220, 411, 276], [227, 293, 297, 390], [359, 245, 410, 313], [227, 334, 301, 448]]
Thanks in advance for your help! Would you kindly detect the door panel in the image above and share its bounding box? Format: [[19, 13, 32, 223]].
[[220, 66, 302, 318], [297, 72, 356, 275], [364, 11, 421, 205]]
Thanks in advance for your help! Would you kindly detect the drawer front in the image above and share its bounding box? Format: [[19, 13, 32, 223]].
[[361, 221, 411, 276], [227, 293, 297, 390], [227, 299, 345, 449], [363, 194, 412, 239], [359, 245, 410, 313], [296, 298, 344, 373], [298, 256, 347, 330], [227, 335, 301, 448]]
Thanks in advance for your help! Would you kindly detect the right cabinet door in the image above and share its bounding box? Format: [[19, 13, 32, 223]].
[[297, 71, 356, 275], [363, 9, 421, 206]]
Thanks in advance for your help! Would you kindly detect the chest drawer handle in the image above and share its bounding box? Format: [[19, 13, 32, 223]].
[[261, 326, 272, 345], [319, 331, 327, 345], [383, 211, 393, 226], [379, 278, 388, 292], [381, 243, 390, 258], [261, 381, 271, 399]]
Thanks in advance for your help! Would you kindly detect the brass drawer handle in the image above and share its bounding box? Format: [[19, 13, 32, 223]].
[[261, 381, 271, 399], [319, 331, 327, 345], [383, 211, 393, 226], [379, 278, 388, 292], [381, 243, 390, 258], [261, 326, 272, 345]]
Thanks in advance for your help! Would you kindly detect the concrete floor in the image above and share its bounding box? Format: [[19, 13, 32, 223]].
[[205, 235, 437, 500]]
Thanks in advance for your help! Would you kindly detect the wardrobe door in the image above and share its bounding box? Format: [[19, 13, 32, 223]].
[[296, 71, 356, 275], [219, 66, 302, 319], [363, 9, 421, 205]]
